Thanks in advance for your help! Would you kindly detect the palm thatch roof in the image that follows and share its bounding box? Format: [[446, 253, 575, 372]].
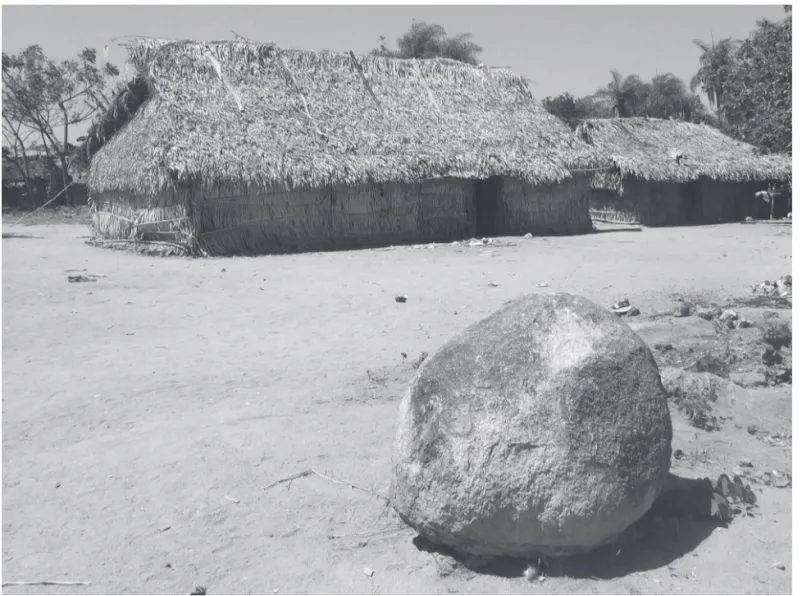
[[77, 39, 608, 197], [576, 118, 791, 187]]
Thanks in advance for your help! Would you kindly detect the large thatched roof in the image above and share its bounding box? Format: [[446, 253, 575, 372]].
[[577, 118, 791, 185], [78, 39, 607, 197]]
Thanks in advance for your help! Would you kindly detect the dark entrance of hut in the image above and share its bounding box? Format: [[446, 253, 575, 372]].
[[681, 181, 704, 224], [474, 176, 503, 236]]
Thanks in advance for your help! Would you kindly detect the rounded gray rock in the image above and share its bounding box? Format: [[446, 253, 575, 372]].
[[390, 292, 673, 557]]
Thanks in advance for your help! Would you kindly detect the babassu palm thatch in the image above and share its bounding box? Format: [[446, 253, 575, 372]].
[[78, 39, 608, 254], [577, 117, 791, 189], [578, 118, 791, 226], [80, 38, 606, 196]]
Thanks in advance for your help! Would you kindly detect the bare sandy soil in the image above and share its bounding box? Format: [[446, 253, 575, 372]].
[[2, 220, 792, 595]]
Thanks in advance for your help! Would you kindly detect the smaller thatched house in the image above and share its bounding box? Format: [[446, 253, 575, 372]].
[[3, 154, 88, 209], [577, 118, 792, 226], [76, 39, 608, 256]]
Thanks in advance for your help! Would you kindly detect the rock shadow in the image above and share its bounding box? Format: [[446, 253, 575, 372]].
[[410, 473, 723, 580]]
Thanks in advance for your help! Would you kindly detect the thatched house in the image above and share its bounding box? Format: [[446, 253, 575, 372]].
[[76, 39, 607, 255], [577, 118, 792, 226], [3, 151, 88, 209]]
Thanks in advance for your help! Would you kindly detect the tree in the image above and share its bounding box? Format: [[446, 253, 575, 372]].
[[2, 45, 119, 205], [719, 14, 791, 153], [373, 20, 483, 65], [689, 36, 739, 114], [592, 70, 651, 117], [648, 72, 710, 122], [541, 93, 590, 128]]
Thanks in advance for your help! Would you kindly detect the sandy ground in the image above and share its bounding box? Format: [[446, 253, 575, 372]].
[[2, 220, 793, 595]]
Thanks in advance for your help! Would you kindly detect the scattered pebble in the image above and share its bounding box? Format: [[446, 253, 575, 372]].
[[747, 424, 759, 435], [395, 296, 407, 303], [738, 458, 753, 468], [489, 282, 499, 287], [363, 567, 375, 577], [675, 304, 691, 317], [673, 449, 684, 459], [523, 564, 538, 581], [773, 562, 786, 571], [720, 309, 739, 322]]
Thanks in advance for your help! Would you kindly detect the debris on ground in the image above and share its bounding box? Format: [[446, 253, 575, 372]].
[[720, 309, 738, 322], [610, 298, 638, 317], [395, 295, 408, 303], [762, 320, 791, 350], [363, 567, 375, 577], [675, 304, 691, 318], [762, 347, 783, 366], [753, 275, 792, 299], [730, 370, 767, 388], [766, 367, 792, 385], [684, 353, 729, 377], [735, 467, 792, 489], [67, 275, 97, 283], [760, 432, 792, 449], [190, 587, 206, 596], [696, 305, 723, 321]]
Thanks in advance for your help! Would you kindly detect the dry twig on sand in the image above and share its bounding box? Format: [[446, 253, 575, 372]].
[[262, 468, 388, 503], [2, 581, 92, 587]]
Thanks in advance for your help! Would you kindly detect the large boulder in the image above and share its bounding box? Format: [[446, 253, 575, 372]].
[[391, 293, 672, 558]]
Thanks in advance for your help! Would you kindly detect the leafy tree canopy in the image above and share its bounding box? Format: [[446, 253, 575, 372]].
[[719, 14, 792, 154], [372, 20, 483, 65], [2, 45, 118, 202]]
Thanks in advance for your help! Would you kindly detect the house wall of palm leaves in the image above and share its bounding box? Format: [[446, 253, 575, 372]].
[[75, 39, 608, 256], [576, 118, 792, 226]]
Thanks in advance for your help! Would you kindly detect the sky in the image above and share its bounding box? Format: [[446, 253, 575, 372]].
[[2, 4, 787, 142]]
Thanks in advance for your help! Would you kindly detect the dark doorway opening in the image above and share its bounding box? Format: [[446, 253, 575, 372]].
[[681, 181, 704, 223], [474, 176, 503, 237]]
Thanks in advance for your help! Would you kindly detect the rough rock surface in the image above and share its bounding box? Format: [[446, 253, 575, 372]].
[[390, 293, 673, 558]]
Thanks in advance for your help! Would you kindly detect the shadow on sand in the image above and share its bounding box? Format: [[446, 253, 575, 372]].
[[411, 473, 723, 580], [2, 233, 44, 239], [591, 226, 643, 235]]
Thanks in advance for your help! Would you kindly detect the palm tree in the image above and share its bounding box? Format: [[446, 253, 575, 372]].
[[690, 36, 739, 112], [595, 70, 650, 117]]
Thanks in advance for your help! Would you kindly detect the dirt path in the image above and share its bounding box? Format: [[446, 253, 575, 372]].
[[2, 222, 792, 594]]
